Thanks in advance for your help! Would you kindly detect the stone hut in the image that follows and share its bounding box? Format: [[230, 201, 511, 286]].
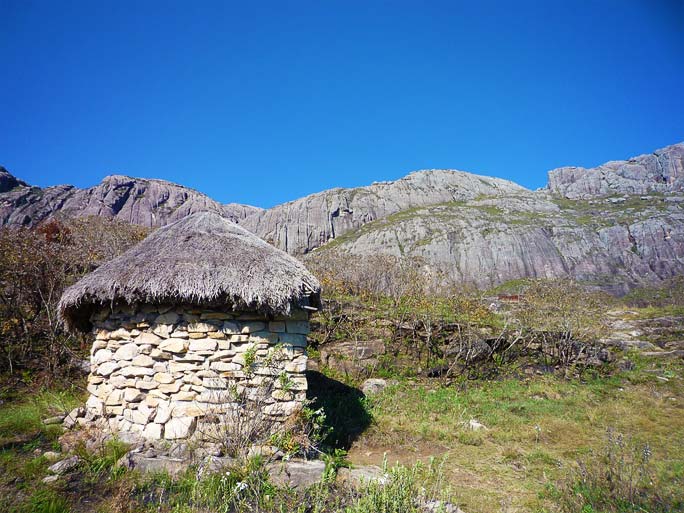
[[59, 212, 321, 445]]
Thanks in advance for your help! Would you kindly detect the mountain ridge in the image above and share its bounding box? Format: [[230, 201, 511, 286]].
[[2, 142, 683, 292]]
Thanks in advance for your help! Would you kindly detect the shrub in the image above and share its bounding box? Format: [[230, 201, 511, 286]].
[[512, 279, 610, 370], [0, 217, 148, 378], [557, 429, 683, 513]]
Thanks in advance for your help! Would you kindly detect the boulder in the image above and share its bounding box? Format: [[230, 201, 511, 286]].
[[267, 459, 326, 489], [48, 456, 81, 475], [361, 378, 388, 396]]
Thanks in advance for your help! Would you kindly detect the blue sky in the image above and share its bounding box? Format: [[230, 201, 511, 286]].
[[1, 1, 682, 208]]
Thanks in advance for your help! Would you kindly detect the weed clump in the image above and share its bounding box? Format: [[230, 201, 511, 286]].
[[556, 429, 683, 513]]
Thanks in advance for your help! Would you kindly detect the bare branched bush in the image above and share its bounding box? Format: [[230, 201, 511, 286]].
[[0, 217, 148, 377], [512, 279, 610, 370], [195, 345, 323, 460], [558, 429, 682, 513]]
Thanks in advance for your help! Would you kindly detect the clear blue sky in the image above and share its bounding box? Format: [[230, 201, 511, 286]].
[[1, 1, 682, 208]]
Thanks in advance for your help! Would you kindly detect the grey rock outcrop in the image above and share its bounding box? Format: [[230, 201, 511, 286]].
[[2, 141, 684, 293], [312, 190, 684, 293], [240, 170, 527, 254], [0, 172, 261, 227], [0, 166, 27, 193], [547, 143, 684, 199]]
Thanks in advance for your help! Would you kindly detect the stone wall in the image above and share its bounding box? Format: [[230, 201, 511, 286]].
[[85, 304, 309, 444]]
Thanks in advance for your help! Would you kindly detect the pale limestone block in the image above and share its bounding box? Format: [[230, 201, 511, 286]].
[[132, 354, 154, 367], [119, 366, 155, 377], [174, 353, 204, 362], [155, 403, 172, 424], [208, 350, 235, 361], [86, 395, 104, 415], [285, 356, 308, 373], [114, 343, 139, 361], [197, 390, 234, 403], [172, 391, 197, 401], [92, 340, 108, 351], [158, 382, 182, 394], [189, 339, 217, 351], [105, 389, 124, 405], [136, 380, 157, 391], [142, 423, 163, 440], [264, 401, 300, 416], [150, 349, 171, 360], [164, 417, 197, 439], [272, 389, 294, 401], [105, 405, 124, 416], [137, 332, 163, 346], [196, 370, 219, 378], [153, 324, 172, 339], [170, 402, 205, 417], [187, 322, 217, 333], [202, 377, 228, 389], [145, 395, 161, 407], [182, 374, 203, 386], [92, 349, 113, 365], [110, 328, 132, 340], [124, 388, 144, 403], [124, 407, 152, 425], [97, 361, 120, 376], [88, 375, 105, 385], [109, 374, 127, 388], [159, 338, 187, 353], [210, 362, 241, 372], [169, 361, 200, 372]]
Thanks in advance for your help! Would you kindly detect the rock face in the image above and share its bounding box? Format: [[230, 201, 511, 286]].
[[547, 143, 684, 199], [312, 191, 684, 293], [240, 170, 528, 254], [0, 172, 261, 227], [2, 141, 684, 292]]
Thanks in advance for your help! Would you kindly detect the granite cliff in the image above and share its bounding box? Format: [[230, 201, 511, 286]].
[[0, 169, 261, 227], [2, 142, 683, 292]]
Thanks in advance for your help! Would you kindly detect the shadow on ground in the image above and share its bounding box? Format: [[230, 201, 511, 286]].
[[306, 370, 372, 450]]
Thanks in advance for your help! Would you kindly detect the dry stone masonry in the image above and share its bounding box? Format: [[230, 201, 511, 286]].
[[85, 304, 309, 443]]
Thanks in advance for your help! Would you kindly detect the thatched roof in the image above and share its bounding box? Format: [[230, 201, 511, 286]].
[[59, 212, 321, 332]]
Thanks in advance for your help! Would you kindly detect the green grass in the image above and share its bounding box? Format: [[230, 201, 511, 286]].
[[352, 361, 684, 512], [0, 387, 83, 443]]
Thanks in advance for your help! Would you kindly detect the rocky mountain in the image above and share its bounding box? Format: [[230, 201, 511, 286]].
[[240, 170, 527, 254], [2, 142, 683, 293], [547, 143, 684, 199], [0, 169, 262, 227]]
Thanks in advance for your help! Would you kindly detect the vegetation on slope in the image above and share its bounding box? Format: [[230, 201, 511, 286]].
[[0, 218, 683, 512]]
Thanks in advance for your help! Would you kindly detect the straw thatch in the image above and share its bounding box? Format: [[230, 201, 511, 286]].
[[59, 212, 321, 332]]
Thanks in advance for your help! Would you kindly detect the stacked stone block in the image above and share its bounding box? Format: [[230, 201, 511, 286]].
[[85, 305, 309, 442]]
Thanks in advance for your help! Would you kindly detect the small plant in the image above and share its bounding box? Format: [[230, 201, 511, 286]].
[[557, 429, 683, 513], [321, 448, 350, 482], [24, 488, 70, 513], [74, 438, 130, 482]]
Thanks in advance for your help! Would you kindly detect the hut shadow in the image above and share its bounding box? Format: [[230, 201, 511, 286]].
[[306, 371, 372, 450]]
